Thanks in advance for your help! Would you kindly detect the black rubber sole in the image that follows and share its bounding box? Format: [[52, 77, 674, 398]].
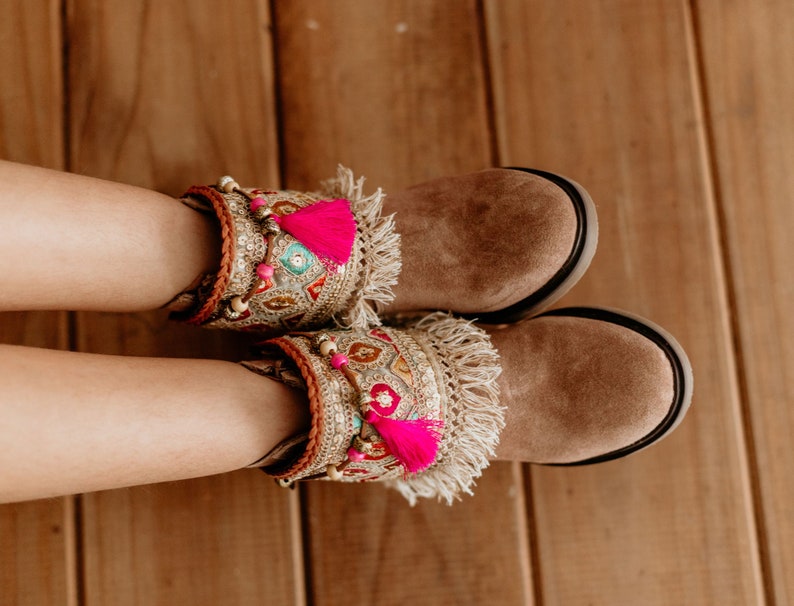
[[538, 307, 694, 466], [465, 167, 597, 325]]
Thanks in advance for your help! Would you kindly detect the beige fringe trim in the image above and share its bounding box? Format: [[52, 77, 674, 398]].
[[320, 166, 401, 329], [389, 313, 505, 505]]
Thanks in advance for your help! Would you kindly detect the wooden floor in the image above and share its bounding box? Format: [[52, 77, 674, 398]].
[[1, 1, 793, 604]]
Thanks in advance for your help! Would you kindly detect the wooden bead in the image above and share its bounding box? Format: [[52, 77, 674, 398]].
[[217, 175, 239, 193], [230, 296, 249, 313], [319, 340, 338, 357]]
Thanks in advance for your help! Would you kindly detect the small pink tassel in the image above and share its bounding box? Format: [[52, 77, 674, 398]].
[[276, 199, 356, 271], [365, 411, 444, 474]]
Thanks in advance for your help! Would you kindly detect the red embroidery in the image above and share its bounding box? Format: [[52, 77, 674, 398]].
[[306, 275, 326, 301]]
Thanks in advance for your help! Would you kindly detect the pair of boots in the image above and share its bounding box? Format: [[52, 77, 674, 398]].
[[170, 167, 693, 504]]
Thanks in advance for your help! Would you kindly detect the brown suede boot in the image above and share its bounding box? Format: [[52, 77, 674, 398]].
[[169, 166, 596, 333], [244, 308, 691, 504], [491, 307, 692, 465], [383, 167, 597, 323]]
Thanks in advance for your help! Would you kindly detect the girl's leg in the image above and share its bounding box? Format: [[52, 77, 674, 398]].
[[0, 162, 308, 503], [0, 160, 219, 312], [0, 343, 309, 503]]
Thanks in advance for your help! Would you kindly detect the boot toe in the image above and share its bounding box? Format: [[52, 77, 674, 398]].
[[492, 308, 692, 464], [385, 167, 596, 319]]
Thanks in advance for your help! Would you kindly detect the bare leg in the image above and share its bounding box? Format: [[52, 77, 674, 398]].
[[0, 160, 219, 312], [0, 344, 309, 503], [0, 161, 309, 502]]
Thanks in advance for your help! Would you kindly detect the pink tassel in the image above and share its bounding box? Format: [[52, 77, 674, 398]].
[[365, 411, 444, 474], [276, 199, 356, 271]]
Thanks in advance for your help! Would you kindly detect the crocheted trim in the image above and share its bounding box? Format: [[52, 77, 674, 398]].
[[321, 166, 401, 329], [266, 337, 327, 477], [178, 185, 235, 325], [391, 313, 505, 505]]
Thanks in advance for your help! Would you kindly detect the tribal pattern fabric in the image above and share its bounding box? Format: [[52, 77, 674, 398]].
[[171, 166, 401, 334], [243, 313, 505, 505]]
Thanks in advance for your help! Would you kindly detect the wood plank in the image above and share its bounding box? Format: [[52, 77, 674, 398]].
[[302, 467, 532, 605], [0, 498, 76, 606], [0, 0, 63, 168], [65, 1, 302, 604], [273, 2, 534, 604], [694, 1, 794, 603], [81, 471, 300, 604], [484, 1, 763, 604], [274, 0, 496, 191], [0, 2, 75, 605]]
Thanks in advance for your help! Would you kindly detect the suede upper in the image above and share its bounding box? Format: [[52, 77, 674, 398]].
[[490, 314, 676, 464], [382, 168, 578, 314]]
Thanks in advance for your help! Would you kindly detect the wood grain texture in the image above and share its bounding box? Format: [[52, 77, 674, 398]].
[[485, 1, 763, 604], [5, 0, 785, 603], [302, 465, 532, 605], [65, 1, 302, 604], [274, 2, 534, 604], [0, 0, 63, 167], [81, 472, 301, 605], [0, 2, 75, 605], [67, 0, 279, 194], [694, 1, 794, 603], [273, 0, 495, 191], [0, 499, 75, 606]]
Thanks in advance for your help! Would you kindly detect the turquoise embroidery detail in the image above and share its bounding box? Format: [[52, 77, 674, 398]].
[[279, 243, 316, 276]]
